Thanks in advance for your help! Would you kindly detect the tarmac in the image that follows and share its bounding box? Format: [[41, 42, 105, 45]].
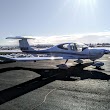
[[0, 55, 110, 110]]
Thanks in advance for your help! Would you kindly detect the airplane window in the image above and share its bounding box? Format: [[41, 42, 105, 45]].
[[70, 43, 77, 51], [57, 44, 68, 50], [63, 44, 68, 50], [57, 43, 88, 51], [70, 44, 73, 50], [75, 43, 88, 52]]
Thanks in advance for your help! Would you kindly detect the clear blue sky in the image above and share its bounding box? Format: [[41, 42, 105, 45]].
[[0, 0, 110, 45]]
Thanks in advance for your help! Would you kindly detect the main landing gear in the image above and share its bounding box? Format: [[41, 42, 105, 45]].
[[74, 59, 83, 64], [65, 59, 68, 64], [65, 59, 83, 65]]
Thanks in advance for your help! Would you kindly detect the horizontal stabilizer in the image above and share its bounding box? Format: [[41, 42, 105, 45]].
[[6, 36, 35, 40]]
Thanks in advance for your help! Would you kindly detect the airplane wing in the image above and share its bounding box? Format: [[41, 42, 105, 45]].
[[0, 55, 63, 62]]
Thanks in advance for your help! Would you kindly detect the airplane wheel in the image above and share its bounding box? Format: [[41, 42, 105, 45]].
[[96, 66, 101, 69]]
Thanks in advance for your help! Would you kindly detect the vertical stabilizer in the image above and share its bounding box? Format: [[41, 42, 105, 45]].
[[19, 39, 33, 52]]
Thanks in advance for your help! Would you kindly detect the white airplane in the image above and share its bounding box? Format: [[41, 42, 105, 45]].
[[0, 36, 110, 68]]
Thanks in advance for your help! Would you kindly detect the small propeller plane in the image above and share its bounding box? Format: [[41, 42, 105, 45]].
[[0, 36, 110, 68]]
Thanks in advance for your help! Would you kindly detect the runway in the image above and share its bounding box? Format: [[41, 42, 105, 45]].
[[0, 55, 110, 110]]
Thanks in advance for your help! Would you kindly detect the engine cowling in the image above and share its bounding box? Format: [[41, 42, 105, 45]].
[[89, 49, 104, 61]]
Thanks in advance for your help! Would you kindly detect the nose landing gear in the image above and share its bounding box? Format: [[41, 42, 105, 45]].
[[92, 61, 104, 69]]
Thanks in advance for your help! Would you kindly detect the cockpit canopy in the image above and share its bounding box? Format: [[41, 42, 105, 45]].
[[57, 43, 88, 52]]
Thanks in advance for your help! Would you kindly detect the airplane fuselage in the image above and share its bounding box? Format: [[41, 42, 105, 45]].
[[22, 45, 105, 61]]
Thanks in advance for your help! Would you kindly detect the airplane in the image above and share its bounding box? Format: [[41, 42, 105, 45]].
[[0, 36, 110, 68]]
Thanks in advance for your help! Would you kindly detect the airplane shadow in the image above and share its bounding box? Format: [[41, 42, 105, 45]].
[[65, 64, 110, 80], [0, 63, 110, 105]]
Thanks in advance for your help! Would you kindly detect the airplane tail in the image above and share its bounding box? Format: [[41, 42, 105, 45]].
[[6, 36, 35, 52]]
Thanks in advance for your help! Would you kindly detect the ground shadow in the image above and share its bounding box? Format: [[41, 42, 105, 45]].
[[0, 61, 15, 64], [67, 64, 110, 80], [0, 63, 110, 105]]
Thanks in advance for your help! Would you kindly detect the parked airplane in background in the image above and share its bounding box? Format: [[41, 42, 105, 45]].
[[0, 36, 110, 68]]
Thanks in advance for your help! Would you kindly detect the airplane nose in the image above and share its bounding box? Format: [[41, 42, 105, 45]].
[[104, 49, 110, 54], [89, 49, 104, 55], [100, 49, 105, 55], [89, 49, 107, 61]]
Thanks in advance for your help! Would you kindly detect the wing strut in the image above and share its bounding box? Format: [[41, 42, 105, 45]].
[[65, 59, 68, 64]]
